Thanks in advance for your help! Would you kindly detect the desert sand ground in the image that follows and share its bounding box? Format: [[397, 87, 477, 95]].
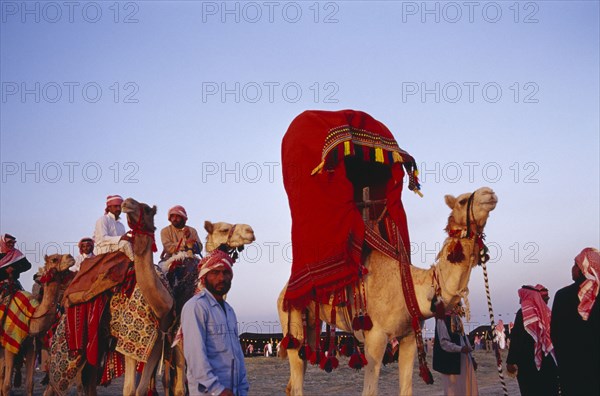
[[19, 349, 519, 395]]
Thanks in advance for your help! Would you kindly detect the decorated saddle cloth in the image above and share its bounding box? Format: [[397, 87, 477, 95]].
[[64, 251, 132, 306], [0, 290, 39, 354], [281, 110, 418, 309]]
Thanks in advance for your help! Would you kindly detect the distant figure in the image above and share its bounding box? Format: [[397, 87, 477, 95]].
[[495, 320, 506, 350], [264, 341, 272, 357], [507, 285, 558, 395], [93, 195, 133, 260], [246, 344, 254, 356], [71, 237, 94, 272], [474, 335, 481, 350], [551, 247, 600, 396], [432, 301, 478, 396]]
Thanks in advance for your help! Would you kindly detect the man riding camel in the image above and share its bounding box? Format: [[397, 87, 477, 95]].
[[160, 205, 202, 261], [92, 194, 133, 260]]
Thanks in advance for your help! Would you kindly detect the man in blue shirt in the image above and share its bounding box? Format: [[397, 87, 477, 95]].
[[181, 250, 249, 396]]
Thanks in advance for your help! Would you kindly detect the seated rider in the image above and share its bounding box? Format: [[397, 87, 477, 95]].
[[160, 205, 202, 261], [0, 234, 32, 299]]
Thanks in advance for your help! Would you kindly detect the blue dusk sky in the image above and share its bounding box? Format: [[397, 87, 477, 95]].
[[1, 1, 598, 335]]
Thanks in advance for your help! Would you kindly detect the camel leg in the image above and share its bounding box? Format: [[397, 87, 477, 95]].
[[25, 345, 36, 396], [277, 289, 309, 396], [361, 329, 388, 396], [80, 364, 98, 396], [397, 334, 416, 396], [1, 351, 15, 396], [171, 344, 186, 396], [123, 357, 137, 396], [136, 340, 162, 396]]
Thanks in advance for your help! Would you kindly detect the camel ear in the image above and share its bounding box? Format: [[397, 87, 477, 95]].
[[151, 205, 157, 215], [44, 255, 49, 261], [204, 221, 213, 233], [444, 195, 456, 209]]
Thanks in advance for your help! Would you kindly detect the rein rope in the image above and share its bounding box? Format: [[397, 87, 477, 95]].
[[447, 192, 506, 395], [481, 258, 508, 396]]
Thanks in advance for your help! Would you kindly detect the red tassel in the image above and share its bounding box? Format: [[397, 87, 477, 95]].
[[352, 315, 362, 331], [348, 351, 368, 370], [298, 344, 312, 361], [362, 313, 373, 330], [310, 350, 325, 365], [382, 344, 395, 366], [447, 240, 465, 263], [320, 356, 339, 373], [281, 334, 300, 350], [419, 365, 434, 385]]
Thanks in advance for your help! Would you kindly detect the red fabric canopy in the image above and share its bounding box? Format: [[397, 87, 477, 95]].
[[282, 110, 419, 309]]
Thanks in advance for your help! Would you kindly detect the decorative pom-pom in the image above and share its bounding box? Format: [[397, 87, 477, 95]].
[[447, 240, 465, 263], [382, 344, 395, 366], [362, 313, 373, 330], [348, 351, 368, 370], [309, 350, 325, 366], [320, 356, 339, 373], [352, 315, 362, 331], [281, 334, 300, 350], [298, 344, 312, 361]]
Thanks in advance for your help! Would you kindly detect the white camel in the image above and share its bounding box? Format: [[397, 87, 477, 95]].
[[278, 187, 498, 395]]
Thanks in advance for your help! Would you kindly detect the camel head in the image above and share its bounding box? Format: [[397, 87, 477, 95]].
[[204, 221, 256, 253], [445, 187, 498, 233], [122, 197, 157, 254], [435, 187, 498, 310], [43, 253, 75, 274]]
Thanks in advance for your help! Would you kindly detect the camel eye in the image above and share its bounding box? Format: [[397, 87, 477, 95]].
[[459, 198, 468, 205]]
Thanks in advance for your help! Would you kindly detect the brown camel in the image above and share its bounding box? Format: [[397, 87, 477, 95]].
[[278, 187, 498, 395], [0, 253, 75, 396], [120, 197, 174, 396], [163, 220, 256, 396]]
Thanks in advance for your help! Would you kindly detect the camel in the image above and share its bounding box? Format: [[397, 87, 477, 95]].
[[162, 220, 256, 396], [118, 197, 176, 396], [277, 186, 498, 395], [0, 253, 75, 396]]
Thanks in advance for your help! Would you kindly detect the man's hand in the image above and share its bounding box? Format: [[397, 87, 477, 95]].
[[218, 389, 234, 396], [120, 233, 132, 242], [507, 363, 518, 374], [460, 345, 473, 354]]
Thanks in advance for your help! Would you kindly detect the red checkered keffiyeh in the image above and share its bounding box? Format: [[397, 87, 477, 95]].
[[518, 285, 556, 370], [575, 247, 600, 321], [195, 250, 234, 293]]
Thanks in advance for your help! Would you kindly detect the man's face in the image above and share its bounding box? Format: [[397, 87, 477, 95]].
[[79, 241, 94, 255], [572, 262, 583, 281], [5, 239, 16, 250], [107, 204, 122, 218], [169, 214, 186, 229], [204, 267, 233, 297]]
